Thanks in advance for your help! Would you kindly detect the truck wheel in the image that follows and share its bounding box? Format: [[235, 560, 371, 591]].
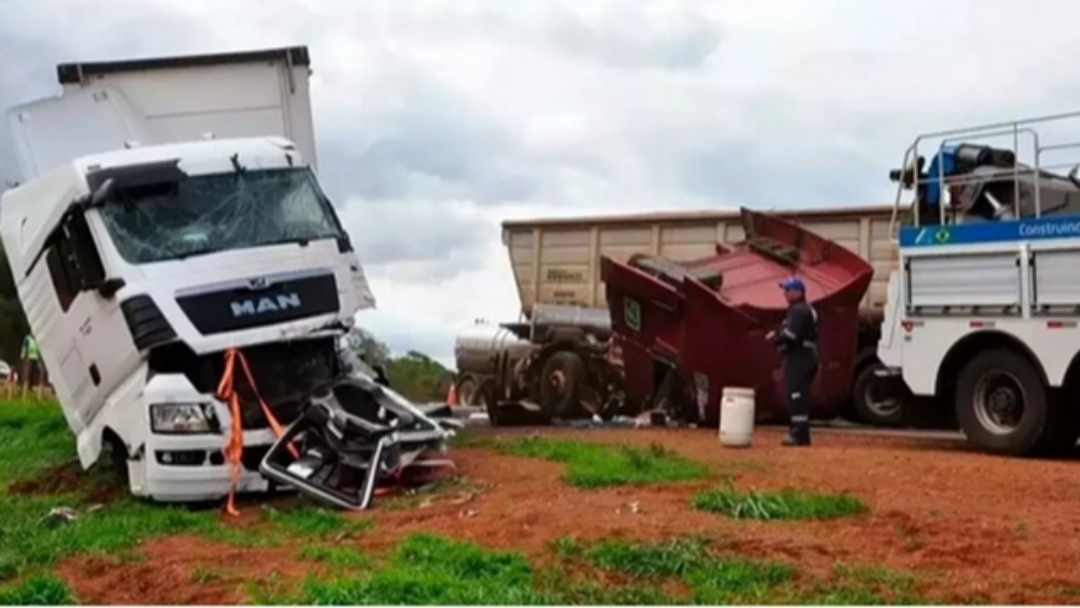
[[455, 376, 478, 406], [477, 379, 501, 426], [955, 349, 1069, 455], [851, 362, 905, 427], [101, 430, 129, 485], [540, 351, 587, 420]]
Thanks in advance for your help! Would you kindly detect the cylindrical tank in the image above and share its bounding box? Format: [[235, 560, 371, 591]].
[[453, 325, 532, 377], [719, 387, 755, 447], [531, 303, 612, 337]]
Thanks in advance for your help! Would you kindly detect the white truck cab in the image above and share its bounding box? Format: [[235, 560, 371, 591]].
[[878, 112, 1080, 455], [1, 47, 375, 501]]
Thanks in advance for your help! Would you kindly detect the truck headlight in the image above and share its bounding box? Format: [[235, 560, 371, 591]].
[[150, 403, 216, 434]]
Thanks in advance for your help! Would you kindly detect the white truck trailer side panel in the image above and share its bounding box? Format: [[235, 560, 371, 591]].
[[7, 46, 316, 182]]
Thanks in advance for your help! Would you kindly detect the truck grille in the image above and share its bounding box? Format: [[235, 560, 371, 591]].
[[148, 338, 340, 429]]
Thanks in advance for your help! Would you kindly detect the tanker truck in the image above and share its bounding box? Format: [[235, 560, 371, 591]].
[[454, 204, 907, 426]]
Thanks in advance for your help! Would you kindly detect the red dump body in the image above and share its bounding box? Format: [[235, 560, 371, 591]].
[[600, 208, 874, 424]]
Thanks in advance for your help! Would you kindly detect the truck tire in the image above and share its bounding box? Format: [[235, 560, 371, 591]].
[[477, 379, 501, 426], [539, 351, 587, 420], [955, 349, 1071, 455], [454, 376, 478, 406], [851, 361, 905, 427], [101, 430, 129, 485]]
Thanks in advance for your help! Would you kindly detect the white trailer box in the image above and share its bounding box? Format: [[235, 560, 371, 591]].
[[9, 46, 317, 182]]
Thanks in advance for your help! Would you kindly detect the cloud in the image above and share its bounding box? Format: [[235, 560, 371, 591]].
[[4, 0, 1080, 367], [336, 197, 496, 279]]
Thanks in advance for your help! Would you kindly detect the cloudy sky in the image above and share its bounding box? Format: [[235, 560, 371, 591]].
[[3, 0, 1080, 366]]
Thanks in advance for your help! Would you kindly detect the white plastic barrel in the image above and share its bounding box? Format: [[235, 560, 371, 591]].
[[719, 387, 756, 447]]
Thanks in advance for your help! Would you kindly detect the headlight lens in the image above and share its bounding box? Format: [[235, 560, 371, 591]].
[[150, 403, 215, 434]]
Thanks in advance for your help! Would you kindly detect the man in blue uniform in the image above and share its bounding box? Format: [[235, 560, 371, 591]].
[[767, 277, 819, 447]]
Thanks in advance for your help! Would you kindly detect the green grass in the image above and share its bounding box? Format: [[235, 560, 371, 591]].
[[0, 399, 224, 580], [298, 545, 373, 570], [0, 573, 75, 605], [691, 486, 867, 521], [564, 536, 795, 604], [0, 400, 920, 605], [0, 398, 375, 585], [803, 563, 924, 605], [558, 536, 924, 605], [280, 534, 703, 605], [261, 504, 373, 539], [0, 491, 221, 579], [583, 536, 716, 578], [0, 399, 74, 488], [481, 435, 710, 488], [291, 534, 549, 605]]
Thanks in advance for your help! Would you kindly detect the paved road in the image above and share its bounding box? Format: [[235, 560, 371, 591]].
[[450, 406, 971, 443]]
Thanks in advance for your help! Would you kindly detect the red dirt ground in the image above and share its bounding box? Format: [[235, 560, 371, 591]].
[[56, 427, 1080, 604]]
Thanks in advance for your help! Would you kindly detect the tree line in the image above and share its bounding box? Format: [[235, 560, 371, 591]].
[[342, 326, 455, 402]]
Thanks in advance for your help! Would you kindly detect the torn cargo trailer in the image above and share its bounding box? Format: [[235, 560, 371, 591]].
[[460, 204, 907, 426], [600, 208, 875, 425], [0, 46, 450, 507]]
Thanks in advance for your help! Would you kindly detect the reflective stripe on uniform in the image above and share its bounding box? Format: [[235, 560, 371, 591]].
[[790, 414, 809, 422]]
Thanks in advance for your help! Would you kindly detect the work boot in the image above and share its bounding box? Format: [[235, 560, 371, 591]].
[[781, 423, 811, 447]]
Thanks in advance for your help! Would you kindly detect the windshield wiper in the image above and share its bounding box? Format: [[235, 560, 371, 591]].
[[259, 237, 311, 248], [174, 245, 223, 260], [258, 234, 341, 249]]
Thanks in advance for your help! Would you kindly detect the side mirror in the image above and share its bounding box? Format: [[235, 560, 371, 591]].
[[336, 233, 354, 253], [1069, 163, 1080, 190], [97, 277, 126, 299]]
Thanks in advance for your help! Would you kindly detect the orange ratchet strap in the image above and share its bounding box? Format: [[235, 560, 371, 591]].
[[215, 348, 297, 516]]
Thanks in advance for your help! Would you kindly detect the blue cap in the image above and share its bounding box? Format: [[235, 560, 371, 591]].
[[779, 277, 805, 292]]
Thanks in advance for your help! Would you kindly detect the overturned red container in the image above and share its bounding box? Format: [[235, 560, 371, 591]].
[[600, 208, 874, 425]]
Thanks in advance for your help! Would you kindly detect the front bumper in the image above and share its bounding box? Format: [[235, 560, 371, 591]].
[[129, 428, 279, 503]]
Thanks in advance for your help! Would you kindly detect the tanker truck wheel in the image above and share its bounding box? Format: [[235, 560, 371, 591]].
[[954, 349, 1073, 455], [851, 362, 906, 427], [477, 379, 502, 426], [454, 376, 478, 406], [540, 351, 587, 420]]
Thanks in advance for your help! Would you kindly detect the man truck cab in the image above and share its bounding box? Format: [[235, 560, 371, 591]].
[[1, 47, 376, 501]]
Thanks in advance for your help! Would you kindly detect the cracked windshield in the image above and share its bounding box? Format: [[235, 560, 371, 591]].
[[99, 167, 343, 263]]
